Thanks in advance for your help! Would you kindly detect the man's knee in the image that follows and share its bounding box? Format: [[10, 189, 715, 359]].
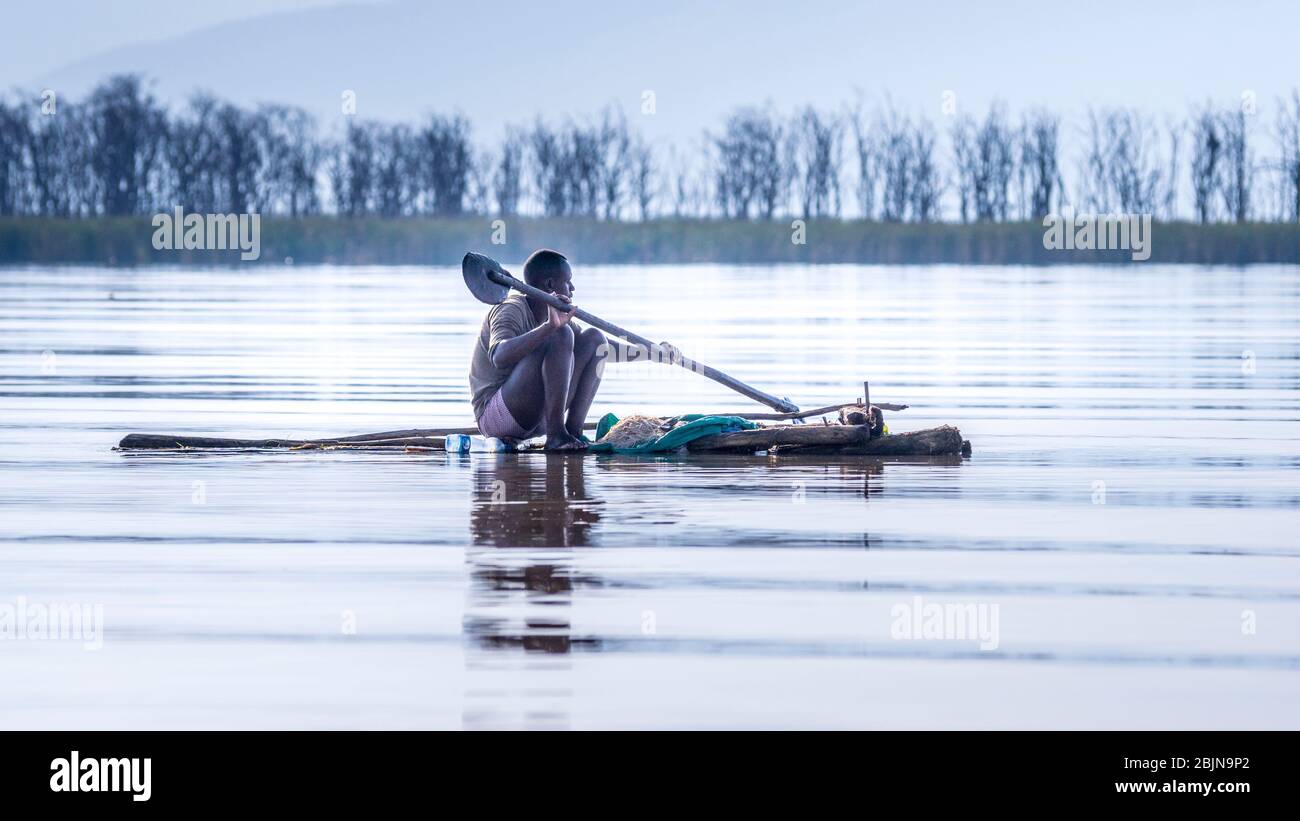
[[577, 327, 605, 353], [545, 324, 575, 353], [577, 327, 609, 368]]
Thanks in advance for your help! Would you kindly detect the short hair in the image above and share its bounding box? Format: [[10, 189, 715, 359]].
[[523, 248, 570, 287]]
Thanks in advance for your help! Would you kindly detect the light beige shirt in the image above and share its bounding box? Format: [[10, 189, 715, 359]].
[[468, 295, 543, 419]]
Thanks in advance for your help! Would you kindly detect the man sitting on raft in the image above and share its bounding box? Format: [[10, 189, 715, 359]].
[[469, 248, 680, 451]]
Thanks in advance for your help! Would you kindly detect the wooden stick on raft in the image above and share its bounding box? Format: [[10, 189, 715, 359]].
[[115, 433, 449, 450], [732, 401, 907, 420]]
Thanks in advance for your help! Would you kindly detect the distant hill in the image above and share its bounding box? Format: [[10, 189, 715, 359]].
[[33, 0, 884, 141], [28, 0, 1299, 142]]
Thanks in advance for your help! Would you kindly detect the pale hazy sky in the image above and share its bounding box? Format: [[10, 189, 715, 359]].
[[4, 0, 1299, 143], [1, 1, 383, 81]]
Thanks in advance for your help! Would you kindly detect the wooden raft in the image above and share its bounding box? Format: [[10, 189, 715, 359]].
[[116, 423, 969, 457]]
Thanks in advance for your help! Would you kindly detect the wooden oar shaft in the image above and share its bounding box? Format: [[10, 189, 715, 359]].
[[735, 401, 908, 420], [486, 268, 798, 414]]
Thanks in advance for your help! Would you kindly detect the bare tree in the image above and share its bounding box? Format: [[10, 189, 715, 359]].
[[792, 106, 843, 217], [528, 120, 566, 216], [878, 106, 912, 222], [665, 143, 703, 217], [951, 114, 976, 222], [1081, 107, 1167, 214], [166, 94, 221, 213], [1218, 108, 1253, 223], [1161, 117, 1181, 220], [630, 135, 655, 220], [873, 105, 940, 223], [415, 114, 472, 216], [0, 99, 31, 215], [567, 123, 601, 217], [712, 106, 788, 219], [850, 104, 880, 220], [521, 117, 617, 217], [215, 101, 262, 213], [1188, 104, 1222, 223], [909, 121, 941, 222], [597, 107, 631, 220], [1019, 108, 1062, 219], [255, 104, 320, 216], [493, 127, 524, 216], [1278, 91, 1300, 222], [465, 150, 492, 215], [84, 75, 168, 215], [27, 99, 96, 216], [373, 124, 415, 217], [328, 121, 378, 216], [951, 104, 1014, 222]]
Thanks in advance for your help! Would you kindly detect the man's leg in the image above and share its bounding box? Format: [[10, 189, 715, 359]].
[[499, 324, 583, 449], [565, 327, 607, 438]]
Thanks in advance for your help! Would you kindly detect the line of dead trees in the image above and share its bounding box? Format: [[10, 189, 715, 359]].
[[3, 74, 1300, 224]]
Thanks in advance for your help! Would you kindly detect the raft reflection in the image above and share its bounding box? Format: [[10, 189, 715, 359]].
[[460, 452, 964, 655]]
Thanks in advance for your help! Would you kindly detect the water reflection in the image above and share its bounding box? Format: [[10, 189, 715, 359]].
[[468, 454, 602, 547], [460, 453, 964, 658], [461, 454, 602, 729], [464, 454, 602, 658]]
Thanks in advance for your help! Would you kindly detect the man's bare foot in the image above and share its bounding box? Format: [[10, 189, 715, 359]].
[[545, 432, 588, 451]]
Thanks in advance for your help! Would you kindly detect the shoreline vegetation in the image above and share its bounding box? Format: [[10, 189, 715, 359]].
[[1, 216, 1297, 266], [3, 74, 1300, 265]]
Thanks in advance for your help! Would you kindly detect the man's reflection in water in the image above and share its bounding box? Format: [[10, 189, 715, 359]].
[[461, 453, 602, 729], [468, 453, 601, 549], [465, 453, 603, 655]]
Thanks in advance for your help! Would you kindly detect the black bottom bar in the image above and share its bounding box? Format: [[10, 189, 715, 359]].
[[2, 730, 1288, 809]]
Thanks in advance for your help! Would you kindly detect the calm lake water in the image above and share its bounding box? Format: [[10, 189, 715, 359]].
[[1, 262, 1298, 729]]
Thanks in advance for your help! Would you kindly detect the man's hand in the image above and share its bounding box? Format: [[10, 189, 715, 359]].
[[547, 293, 576, 330], [658, 341, 683, 365]]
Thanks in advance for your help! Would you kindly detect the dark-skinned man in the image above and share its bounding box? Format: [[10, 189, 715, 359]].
[[469, 248, 679, 451]]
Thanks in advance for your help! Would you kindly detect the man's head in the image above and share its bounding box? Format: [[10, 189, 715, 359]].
[[523, 248, 573, 297]]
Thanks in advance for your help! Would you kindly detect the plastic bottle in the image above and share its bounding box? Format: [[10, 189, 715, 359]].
[[470, 435, 511, 452], [444, 434, 513, 453]]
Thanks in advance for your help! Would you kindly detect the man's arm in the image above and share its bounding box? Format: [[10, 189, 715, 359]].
[[602, 337, 682, 365], [489, 296, 575, 369]]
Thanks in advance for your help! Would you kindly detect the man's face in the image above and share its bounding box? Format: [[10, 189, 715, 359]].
[[543, 263, 574, 299]]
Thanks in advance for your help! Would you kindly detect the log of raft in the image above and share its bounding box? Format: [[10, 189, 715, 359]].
[[117, 423, 969, 457], [687, 424, 966, 456], [115, 433, 448, 450]]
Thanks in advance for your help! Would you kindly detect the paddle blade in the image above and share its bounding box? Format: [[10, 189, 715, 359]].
[[462, 252, 511, 305]]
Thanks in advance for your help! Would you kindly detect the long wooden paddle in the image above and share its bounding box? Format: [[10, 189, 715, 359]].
[[462, 252, 799, 413]]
